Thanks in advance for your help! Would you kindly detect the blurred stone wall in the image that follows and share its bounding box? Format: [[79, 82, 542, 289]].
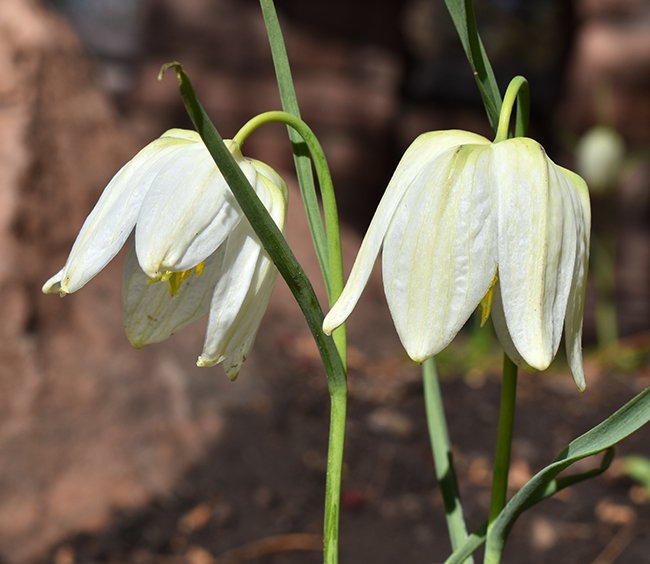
[[0, 3, 275, 561], [563, 0, 650, 337]]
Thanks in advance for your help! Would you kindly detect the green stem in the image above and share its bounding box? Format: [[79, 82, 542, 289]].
[[484, 74, 527, 564], [255, 6, 348, 562], [258, 0, 331, 297], [162, 63, 348, 564], [484, 355, 518, 563], [235, 111, 346, 364], [324, 388, 347, 563], [423, 358, 473, 563], [494, 76, 529, 143], [237, 112, 348, 560]]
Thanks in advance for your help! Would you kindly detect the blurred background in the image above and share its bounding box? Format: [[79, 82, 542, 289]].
[[0, 0, 648, 562]]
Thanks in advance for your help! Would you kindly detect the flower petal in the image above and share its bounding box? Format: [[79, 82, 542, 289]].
[[382, 143, 497, 361], [558, 166, 591, 390], [123, 242, 224, 347], [42, 268, 64, 295], [48, 130, 198, 294], [323, 130, 490, 335], [490, 280, 534, 370], [134, 140, 252, 277], [197, 245, 277, 380], [197, 173, 287, 379], [493, 138, 577, 370]]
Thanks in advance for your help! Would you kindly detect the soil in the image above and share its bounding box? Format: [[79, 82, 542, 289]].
[[48, 332, 650, 564]]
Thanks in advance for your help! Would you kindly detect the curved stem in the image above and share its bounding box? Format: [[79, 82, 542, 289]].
[[494, 76, 529, 143], [234, 111, 346, 365], [423, 358, 473, 562], [484, 355, 518, 563]]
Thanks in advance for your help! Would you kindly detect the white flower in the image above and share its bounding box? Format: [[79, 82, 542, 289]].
[[43, 129, 288, 379], [323, 131, 591, 390]]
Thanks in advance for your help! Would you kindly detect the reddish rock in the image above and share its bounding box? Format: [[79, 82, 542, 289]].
[[0, 3, 284, 561]]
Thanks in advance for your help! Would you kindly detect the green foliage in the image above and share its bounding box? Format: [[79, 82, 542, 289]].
[[445, 387, 650, 562], [621, 455, 650, 497]]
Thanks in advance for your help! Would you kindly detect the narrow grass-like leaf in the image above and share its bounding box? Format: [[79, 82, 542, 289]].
[[484, 386, 650, 562], [424, 358, 473, 562], [443, 0, 502, 130], [259, 0, 330, 294], [445, 388, 649, 564]]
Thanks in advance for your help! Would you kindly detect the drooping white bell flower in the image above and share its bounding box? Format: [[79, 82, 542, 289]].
[[43, 129, 288, 379], [323, 131, 591, 390]]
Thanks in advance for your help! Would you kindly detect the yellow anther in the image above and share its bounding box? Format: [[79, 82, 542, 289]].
[[479, 271, 499, 327], [147, 263, 206, 297]]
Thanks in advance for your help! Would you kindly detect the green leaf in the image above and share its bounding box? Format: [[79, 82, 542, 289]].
[[445, 387, 650, 563], [259, 0, 331, 295], [484, 386, 650, 562], [423, 358, 473, 562], [443, 0, 502, 131], [621, 455, 650, 496]]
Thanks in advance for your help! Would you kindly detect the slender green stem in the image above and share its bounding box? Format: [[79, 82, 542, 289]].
[[256, 6, 348, 562], [484, 355, 518, 563], [162, 63, 348, 564], [423, 358, 473, 563], [237, 112, 348, 564], [494, 76, 529, 143], [485, 75, 527, 564], [258, 0, 331, 296], [324, 388, 347, 563], [234, 111, 346, 364]]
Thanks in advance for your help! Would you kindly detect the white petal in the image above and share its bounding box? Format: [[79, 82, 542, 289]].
[[198, 248, 277, 380], [123, 243, 224, 347], [491, 281, 533, 370], [197, 173, 287, 378], [323, 130, 490, 335], [558, 166, 591, 390], [382, 143, 497, 361], [42, 268, 64, 295], [247, 156, 288, 195], [52, 132, 197, 294], [493, 139, 577, 370], [135, 141, 253, 277]]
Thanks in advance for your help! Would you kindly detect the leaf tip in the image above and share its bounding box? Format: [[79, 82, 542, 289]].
[[158, 61, 184, 83]]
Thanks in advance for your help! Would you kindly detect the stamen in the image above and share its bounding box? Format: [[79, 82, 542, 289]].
[[166, 270, 191, 296], [479, 271, 499, 327], [148, 262, 207, 297]]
